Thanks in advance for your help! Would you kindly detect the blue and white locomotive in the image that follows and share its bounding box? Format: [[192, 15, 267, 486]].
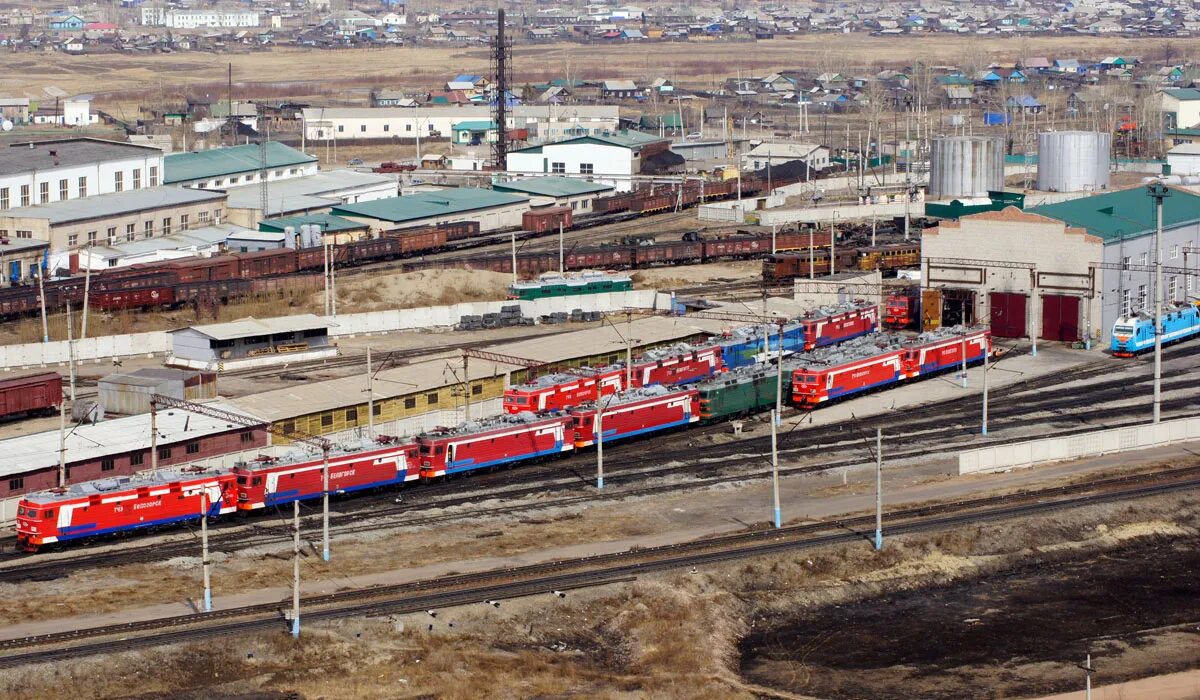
[[1110, 300, 1200, 356]]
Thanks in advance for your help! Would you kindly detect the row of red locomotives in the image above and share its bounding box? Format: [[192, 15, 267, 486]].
[[16, 387, 699, 550], [791, 327, 991, 406]]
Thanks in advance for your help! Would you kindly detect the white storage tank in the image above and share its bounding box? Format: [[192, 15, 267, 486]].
[[1036, 131, 1111, 192], [928, 136, 1005, 198]]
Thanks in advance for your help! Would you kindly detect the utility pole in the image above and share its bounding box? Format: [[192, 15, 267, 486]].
[[1083, 654, 1094, 700], [200, 487, 212, 612], [322, 237, 331, 316], [771, 224, 777, 255], [874, 427, 883, 551], [1148, 182, 1168, 424], [365, 347, 374, 437], [960, 336, 968, 388], [150, 402, 158, 472], [291, 498, 301, 638], [37, 269, 48, 343], [596, 401, 605, 490], [66, 301, 76, 401], [809, 228, 814, 280], [774, 322, 784, 425], [321, 446, 331, 562], [510, 231, 518, 284], [982, 349, 990, 435], [329, 244, 337, 317], [558, 221, 564, 274], [80, 250, 91, 339], [57, 399, 67, 487], [490, 8, 511, 170], [770, 409, 781, 528]]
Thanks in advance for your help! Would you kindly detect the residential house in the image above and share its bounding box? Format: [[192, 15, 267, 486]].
[[1006, 95, 1043, 114], [943, 86, 973, 108], [601, 80, 639, 99], [48, 14, 85, 31]]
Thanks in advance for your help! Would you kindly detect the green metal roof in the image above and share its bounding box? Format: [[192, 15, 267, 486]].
[[257, 213, 366, 234], [1167, 128, 1200, 137], [330, 188, 527, 223], [1029, 186, 1200, 242], [492, 177, 613, 197], [452, 120, 497, 131], [510, 130, 665, 155], [164, 142, 316, 184], [1163, 88, 1200, 101]]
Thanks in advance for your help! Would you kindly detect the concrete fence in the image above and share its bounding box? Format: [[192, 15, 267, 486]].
[[1, 291, 675, 369], [958, 416, 1200, 475]]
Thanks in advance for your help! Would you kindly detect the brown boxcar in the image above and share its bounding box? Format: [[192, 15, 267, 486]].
[[90, 286, 175, 311], [175, 278, 253, 303], [629, 193, 674, 214], [593, 193, 633, 214], [702, 236, 772, 260], [522, 207, 573, 234], [565, 247, 631, 270], [386, 227, 448, 254], [168, 256, 240, 283], [633, 241, 703, 267], [775, 230, 833, 252], [345, 237, 400, 265], [0, 372, 62, 421], [438, 221, 481, 241], [233, 249, 299, 278]]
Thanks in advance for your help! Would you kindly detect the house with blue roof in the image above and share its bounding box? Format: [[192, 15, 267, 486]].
[[49, 14, 86, 31]]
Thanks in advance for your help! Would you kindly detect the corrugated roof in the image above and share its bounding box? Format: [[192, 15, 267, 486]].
[[258, 213, 368, 234], [171, 314, 332, 341], [331, 188, 527, 223], [0, 138, 160, 178], [0, 399, 263, 479], [492, 176, 613, 197], [1163, 88, 1200, 101], [1029, 186, 1200, 242], [222, 170, 395, 216], [164, 142, 316, 184], [452, 120, 497, 131], [1, 187, 226, 225], [87, 224, 248, 260]]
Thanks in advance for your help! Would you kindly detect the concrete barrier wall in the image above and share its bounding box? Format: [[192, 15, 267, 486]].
[[757, 201, 912, 226], [958, 417, 1200, 475], [2, 291, 669, 369], [698, 204, 745, 222]]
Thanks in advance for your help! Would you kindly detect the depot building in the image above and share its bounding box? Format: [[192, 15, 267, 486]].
[[921, 186, 1200, 345]]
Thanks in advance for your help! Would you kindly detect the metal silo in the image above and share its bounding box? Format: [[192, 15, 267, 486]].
[[928, 136, 1005, 198], [1036, 131, 1111, 192]]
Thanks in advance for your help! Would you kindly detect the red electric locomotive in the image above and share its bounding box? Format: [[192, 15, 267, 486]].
[[15, 466, 237, 552], [902, 327, 991, 378], [797, 303, 878, 350], [630, 343, 723, 387], [416, 414, 574, 479], [790, 337, 907, 407], [502, 367, 625, 415], [233, 436, 419, 511], [570, 386, 699, 448]]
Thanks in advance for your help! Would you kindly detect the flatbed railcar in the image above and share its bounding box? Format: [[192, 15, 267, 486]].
[[1111, 301, 1200, 356]]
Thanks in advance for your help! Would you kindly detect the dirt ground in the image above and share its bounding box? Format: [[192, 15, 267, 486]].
[[2, 37, 1195, 102], [0, 486, 1194, 700]]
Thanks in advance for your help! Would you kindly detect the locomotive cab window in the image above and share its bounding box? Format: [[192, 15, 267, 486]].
[[236, 476, 248, 485], [43, 509, 54, 519], [252, 477, 263, 486]]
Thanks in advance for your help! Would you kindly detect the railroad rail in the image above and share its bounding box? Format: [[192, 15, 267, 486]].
[[0, 467, 1195, 667]]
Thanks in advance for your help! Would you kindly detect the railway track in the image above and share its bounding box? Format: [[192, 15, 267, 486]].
[[0, 343, 1194, 584], [0, 466, 1195, 668]]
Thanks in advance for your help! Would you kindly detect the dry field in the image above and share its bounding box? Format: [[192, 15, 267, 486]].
[[4, 36, 1199, 105]]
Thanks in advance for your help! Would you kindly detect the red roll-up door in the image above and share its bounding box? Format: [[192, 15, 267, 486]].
[[1040, 294, 1080, 342], [989, 292, 1027, 338]]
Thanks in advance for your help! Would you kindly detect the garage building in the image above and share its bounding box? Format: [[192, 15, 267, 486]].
[[492, 176, 614, 214], [331, 188, 529, 234]]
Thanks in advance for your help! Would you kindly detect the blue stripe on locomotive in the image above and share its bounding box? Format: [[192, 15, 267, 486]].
[[1111, 306, 1200, 354]]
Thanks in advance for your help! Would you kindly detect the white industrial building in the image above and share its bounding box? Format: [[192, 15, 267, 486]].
[[301, 105, 620, 143], [331, 188, 529, 234], [740, 142, 830, 172], [0, 138, 165, 212], [220, 170, 398, 227], [140, 7, 260, 28], [1166, 143, 1200, 176], [165, 142, 318, 189], [30, 99, 95, 127], [1161, 88, 1200, 130], [506, 132, 672, 192], [76, 223, 251, 269]]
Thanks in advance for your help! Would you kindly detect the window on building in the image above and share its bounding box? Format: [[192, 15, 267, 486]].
[[106, 226, 116, 245], [213, 209, 222, 222], [180, 214, 189, 231], [186, 441, 200, 455], [337, 125, 345, 133], [372, 403, 381, 416], [87, 230, 97, 245], [282, 421, 295, 435], [1139, 252, 1148, 265], [78, 177, 87, 198], [346, 408, 358, 422], [198, 211, 209, 224], [472, 384, 482, 395], [15, 229, 31, 238], [131, 452, 143, 466], [20, 184, 30, 206], [316, 129, 324, 138], [426, 392, 438, 405], [428, 123, 435, 132], [8, 477, 22, 491], [125, 223, 136, 242], [114, 171, 124, 192], [162, 217, 172, 235], [1138, 284, 1148, 311], [1171, 244, 1180, 259], [39, 182, 49, 204], [0, 187, 8, 209], [149, 166, 159, 187], [1122, 256, 1131, 268], [68, 233, 78, 247], [132, 168, 142, 190], [580, 163, 594, 174], [383, 124, 390, 132], [144, 221, 154, 238], [101, 458, 115, 472], [1169, 276, 1179, 301], [404, 397, 416, 409], [158, 446, 171, 460], [406, 124, 412, 132], [59, 179, 68, 200], [551, 162, 566, 174], [321, 414, 333, 427], [360, 124, 367, 132], [240, 431, 253, 443]]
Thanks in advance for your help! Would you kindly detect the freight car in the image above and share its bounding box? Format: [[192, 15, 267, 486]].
[[0, 372, 62, 422], [522, 207, 573, 234], [15, 465, 237, 551], [1111, 300, 1200, 356], [763, 243, 921, 283]]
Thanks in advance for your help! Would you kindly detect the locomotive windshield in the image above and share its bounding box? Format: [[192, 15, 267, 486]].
[[1113, 324, 1135, 334]]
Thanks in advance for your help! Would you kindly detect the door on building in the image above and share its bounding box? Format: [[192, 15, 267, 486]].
[[941, 288, 977, 327], [921, 288, 943, 331], [1040, 294, 1081, 342], [989, 292, 1027, 338]]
